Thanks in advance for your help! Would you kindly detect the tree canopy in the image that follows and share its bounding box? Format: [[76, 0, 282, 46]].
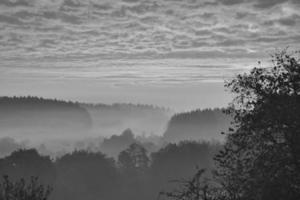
[[215, 50, 300, 200], [0, 176, 52, 200]]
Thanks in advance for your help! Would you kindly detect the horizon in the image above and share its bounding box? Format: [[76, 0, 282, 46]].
[[0, 94, 230, 112], [0, 1, 299, 199], [1, 0, 300, 111]]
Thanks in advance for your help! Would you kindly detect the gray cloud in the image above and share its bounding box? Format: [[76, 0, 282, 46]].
[[219, 0, 247, 6], [0, 0, 299, 85], [263, 14, 299, 27], [92, 3, 112, 11], [277, 16, 298, 26], [62, 0, 82, 8], [0, 0, 32, 7], [122, 0, 140, 4], [0, 14, 22, 25], [253, 0, 288, 9]]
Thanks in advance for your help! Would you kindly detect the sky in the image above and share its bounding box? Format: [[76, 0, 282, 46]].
[[0, 0, 300, 111]]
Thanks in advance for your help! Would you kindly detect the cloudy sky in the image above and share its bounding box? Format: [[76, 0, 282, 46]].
[[0, 0, 299, 110]]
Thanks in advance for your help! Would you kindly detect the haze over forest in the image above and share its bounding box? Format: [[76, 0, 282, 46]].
[[0, 0, 300, 200], [0, 96, 231, 158]]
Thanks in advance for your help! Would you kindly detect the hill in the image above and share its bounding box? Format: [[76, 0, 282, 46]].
[[0, 96, 92, 141], [163, 108, 232, 142]]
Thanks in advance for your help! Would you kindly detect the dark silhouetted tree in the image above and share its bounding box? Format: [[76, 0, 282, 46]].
[[117, 143, 150, 200], [151, 141, 219, 182], [215, 50, 300, 200], [159, 168, 222, 200], [0, 149, 56, 186], [101, 128, 136, 158], [0, 175, 52, 200], [163, 108, 231, 142], [54, 150, 118, 200], [148, 141, 221, 200], [118, 143, 149, 173]]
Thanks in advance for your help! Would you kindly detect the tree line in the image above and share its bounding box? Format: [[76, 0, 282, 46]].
[[1, 50, 299, 200], [0, 141, 221, 200], [162, 50, 300, 200]]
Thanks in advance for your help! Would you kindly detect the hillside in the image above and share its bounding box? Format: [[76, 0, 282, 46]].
[[163, 108, 232, 142], [0, 96, 92, 140], [0, 97, 172, 152]]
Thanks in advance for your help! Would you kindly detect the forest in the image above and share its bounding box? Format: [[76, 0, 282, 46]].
[[0, 141, 220, 200], [0, 97, 230, 157], [0, 50, 299, 200]]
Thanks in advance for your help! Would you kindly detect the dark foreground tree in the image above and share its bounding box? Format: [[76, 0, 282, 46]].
[[215, 50, 300, 200], [159, 168, 223, 200], [0, 176, 52, 200], [0, 149, 56, 186], [53, 150, 118, 200]]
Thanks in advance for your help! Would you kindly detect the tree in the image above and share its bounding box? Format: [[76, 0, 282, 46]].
[[117, 143, 150, 200], [151, 141, 219, 182], [163, 109, 231, 142], [54, 150, 118, 200], [118, 143, 149, 173], [215, 50, 300, 200], [0, 149, 56, 186], [101, 128, 136, 158], [150, 141, 221, 200], [159, 168, 222, 200], [0, 176, 52, 200]]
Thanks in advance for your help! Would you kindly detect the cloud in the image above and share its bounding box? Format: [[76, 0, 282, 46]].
[[122, 0, 140, 4], [277, 16, 298, 26], [253, 0, 288, 9], [263, 14, 299, 27], [62, 0, 82, 8], [0, 14, 22, 25], [60, 12, 83, 24], [0, 0, 32, 7], [0, 0, 300, 85], [92, 3, 112, 11], [219, 0, 247, 6]]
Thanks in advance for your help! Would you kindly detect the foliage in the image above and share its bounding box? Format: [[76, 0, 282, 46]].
[[215, 50, 300, 200], [101, 129, 136, 158], [0, 140, 221, 200], [163, 108, 231, 142], [159, 168, 223, 200], [0, 96, 92, 131], [151, 141, 220, 179], [54, 150, 118, 200], [118, 143, 149, 173], [0, 149, 56, 185], [0, 176, 52, 200]]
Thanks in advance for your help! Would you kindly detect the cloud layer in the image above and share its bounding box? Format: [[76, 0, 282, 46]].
[[0, 0, 300, 84]]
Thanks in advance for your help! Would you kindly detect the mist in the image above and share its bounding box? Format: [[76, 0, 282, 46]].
[[0, 96, 231, 158], [1, 0, 299, 199]]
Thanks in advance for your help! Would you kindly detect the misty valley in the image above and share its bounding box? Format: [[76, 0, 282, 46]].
[[0, 96, 230, 200], [1, 50, 300, 200], [1, 49, 299, 200], [0, 0, 300, 199], [0, 96, 231, 157]]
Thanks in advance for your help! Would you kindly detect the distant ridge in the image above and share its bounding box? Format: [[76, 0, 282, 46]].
[[0, 96, 172, 139], [163, 108, 232, 142], [0, 96, 92, 133]]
